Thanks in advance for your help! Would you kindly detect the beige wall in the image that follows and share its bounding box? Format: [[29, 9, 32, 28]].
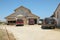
[[23, 18, 27, 25], [54, 5, 60, 18]]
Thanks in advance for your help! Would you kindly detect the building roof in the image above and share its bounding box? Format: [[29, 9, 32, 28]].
[[51, 3, 60, 17], [5, 6, 39, 19]]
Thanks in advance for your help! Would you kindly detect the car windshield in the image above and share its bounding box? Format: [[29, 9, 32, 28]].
[[45, 18, 55, 24], [17, 19, 23, 22]]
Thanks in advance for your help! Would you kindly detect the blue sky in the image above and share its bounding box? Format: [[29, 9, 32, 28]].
[[0, 0, 60, 21]]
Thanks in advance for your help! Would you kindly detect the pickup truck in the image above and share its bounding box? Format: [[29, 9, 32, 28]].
[[16, 19, 24, 26], [41, 17, 57, 29]]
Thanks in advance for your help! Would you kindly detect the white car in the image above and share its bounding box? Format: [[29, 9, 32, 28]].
[[38, 20, 43, 25]]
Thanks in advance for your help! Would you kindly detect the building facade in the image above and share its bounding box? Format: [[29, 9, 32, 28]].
[[5, 6, 40, 25], [51, 3, 60, 27], [51, 3, 60, 18]]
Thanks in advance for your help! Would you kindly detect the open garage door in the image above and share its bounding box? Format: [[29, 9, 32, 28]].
[[28, 18, 34, 25], [34, 19, 37, 24], [8, 21, 16, 25], [28, 18, 37, 25]]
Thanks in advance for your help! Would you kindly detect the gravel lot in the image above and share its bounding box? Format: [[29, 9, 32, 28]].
[[1, 25, 60, 40]]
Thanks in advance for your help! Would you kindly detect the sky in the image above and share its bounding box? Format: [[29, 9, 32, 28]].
[[0, 0, 60, 21]]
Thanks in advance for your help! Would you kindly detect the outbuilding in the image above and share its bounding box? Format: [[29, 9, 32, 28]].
[[5, 6, 40, 25]]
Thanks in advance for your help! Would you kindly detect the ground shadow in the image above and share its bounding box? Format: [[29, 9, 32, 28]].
[[52, 28, 60, 32]]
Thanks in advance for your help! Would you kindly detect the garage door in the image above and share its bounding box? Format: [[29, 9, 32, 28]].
[[28, 19, 34, 25], [28, 19, 37, 25]]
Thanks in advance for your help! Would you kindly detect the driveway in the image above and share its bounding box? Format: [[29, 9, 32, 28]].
[[3, 25, 60, 40]]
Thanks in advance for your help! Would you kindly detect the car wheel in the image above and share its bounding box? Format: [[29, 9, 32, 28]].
[[16, 25, 18, 26]]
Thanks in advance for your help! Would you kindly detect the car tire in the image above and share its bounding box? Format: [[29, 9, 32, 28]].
[[16, 25, 18, 26], [16, 25, 24, 26]]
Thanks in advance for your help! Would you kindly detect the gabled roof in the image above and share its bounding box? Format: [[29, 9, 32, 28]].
[[14, 6, 31, 12], [5, 12, 39, 19], [51, 3, 60, 17], [15, 6, 25, 11], [54, 3, 60, 13], [5, 6, 39, 19], [5, 13, 16, 18]]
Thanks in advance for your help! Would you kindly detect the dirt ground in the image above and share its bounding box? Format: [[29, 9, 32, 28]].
[[0, 25, 16, 40], [1, 25, 60, 40]]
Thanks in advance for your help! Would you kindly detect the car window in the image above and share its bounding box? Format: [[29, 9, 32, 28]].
[[45, 18, 50, 24], [17, 19, 23, 22], [45, 18, 55, 24]]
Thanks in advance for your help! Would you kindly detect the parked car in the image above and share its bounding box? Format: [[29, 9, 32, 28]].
[[41, 17, 57, 29], [16, 19, 24, 26], [38, 19, 43, 25]]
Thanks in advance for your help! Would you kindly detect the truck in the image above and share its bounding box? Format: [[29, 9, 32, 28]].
[[41, 17, 57, 29], [16, 19, 24, 26]]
